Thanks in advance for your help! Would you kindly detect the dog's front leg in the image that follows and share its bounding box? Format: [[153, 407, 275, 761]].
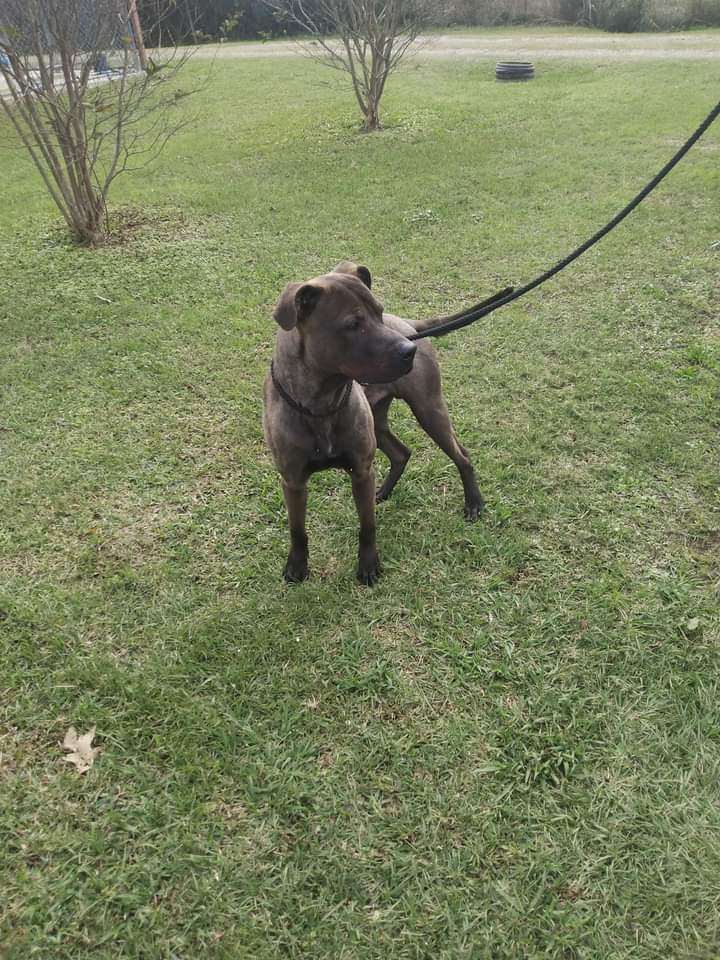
[[351, 468, 381, 586], [282, 480, 309, 582]]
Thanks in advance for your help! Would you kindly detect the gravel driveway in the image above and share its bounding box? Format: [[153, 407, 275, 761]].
[[190, 29, 720, 61]]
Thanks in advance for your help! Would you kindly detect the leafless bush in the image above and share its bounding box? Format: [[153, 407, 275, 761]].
[[0, 0, 196, 245], [266, 0, 433, 132]]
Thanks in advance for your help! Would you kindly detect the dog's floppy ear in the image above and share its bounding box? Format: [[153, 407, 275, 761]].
[[273, 282, 323, 331], [332, 261, 372, 290]]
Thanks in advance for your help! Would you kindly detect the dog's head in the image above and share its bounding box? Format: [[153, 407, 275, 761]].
[[272, 263, 416, 383]]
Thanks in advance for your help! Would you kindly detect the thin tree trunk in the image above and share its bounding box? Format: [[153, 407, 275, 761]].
[[363, 100, 380, 132]]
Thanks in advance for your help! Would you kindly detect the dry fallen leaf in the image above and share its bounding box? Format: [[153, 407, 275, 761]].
[[62, 726, 100, 773]]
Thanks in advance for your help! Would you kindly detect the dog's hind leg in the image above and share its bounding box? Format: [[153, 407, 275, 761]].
[[372, 395, 412, 503], [406, 395, 484, 521]]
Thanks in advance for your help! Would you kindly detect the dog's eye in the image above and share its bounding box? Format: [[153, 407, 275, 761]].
[[346, 316, 362, 331]]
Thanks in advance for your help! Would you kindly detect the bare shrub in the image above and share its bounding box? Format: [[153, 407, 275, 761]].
[[0, 0, 195, 245], [265, 0, 432, 132]]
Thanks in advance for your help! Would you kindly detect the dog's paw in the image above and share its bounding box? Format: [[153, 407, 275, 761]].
[[357, 556, 382, 587], [283, 558, 309, 583], [464, 499, 485, 522], [375, 483, 391, 504]]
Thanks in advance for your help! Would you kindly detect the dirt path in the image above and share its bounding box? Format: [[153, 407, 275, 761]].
[[190, 29, 720, 62]]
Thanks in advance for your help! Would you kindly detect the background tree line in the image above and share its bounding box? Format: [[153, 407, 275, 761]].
[[138, 0, 720, 43]]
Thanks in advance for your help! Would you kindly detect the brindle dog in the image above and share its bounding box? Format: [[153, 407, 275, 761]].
[[263, 262, 484, 585]]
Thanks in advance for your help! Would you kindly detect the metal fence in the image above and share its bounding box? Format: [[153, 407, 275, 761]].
[[0, 0, 145, 84]]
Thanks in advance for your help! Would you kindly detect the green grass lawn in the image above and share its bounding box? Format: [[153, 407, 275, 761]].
[[1, 49, 719, 959]]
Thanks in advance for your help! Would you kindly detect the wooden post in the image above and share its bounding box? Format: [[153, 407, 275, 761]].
[[128, 0, 148, 70]]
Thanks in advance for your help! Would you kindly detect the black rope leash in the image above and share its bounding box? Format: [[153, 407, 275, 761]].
[[409, 97, 720, 342]]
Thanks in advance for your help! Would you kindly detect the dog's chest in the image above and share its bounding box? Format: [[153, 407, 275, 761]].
[[308, 419, 337, 459], [305, 420, 352, 474]]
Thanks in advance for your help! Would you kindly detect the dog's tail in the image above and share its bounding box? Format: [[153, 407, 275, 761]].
[[409, 286, 514, 336], [408, 313, 451, 335]]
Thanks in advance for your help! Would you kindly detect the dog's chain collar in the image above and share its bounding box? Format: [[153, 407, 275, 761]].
[[270, 361, 353, 419]]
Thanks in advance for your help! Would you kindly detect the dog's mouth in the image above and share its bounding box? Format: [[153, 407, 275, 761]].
[[344, 343, 417, 384], [388, 350, 417, 380], [350, 359, 415, 384]]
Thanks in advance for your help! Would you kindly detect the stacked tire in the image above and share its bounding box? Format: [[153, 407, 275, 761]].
[[495, 61, 535, 82]]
